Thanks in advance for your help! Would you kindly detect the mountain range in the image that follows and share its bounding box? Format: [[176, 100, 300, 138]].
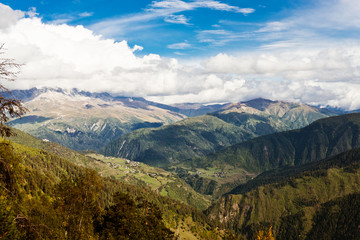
[[104, 98, 339, 167], [4, 88, 360, 239], [10, 88, 342, 156], [173, 113, 360, 197], [9, 88, 186, 151]]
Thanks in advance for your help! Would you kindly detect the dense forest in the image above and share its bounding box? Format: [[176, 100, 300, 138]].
[[207, 146, 360, 239], [0, 139, 226, 239], [2, 124, 360, 239]]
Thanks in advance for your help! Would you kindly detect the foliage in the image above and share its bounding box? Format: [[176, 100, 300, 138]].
[[104, 115, 255, 167], [255, 226, 275, 240], [97, 192, 174, 240], [8, 128, 212, 210], [0, 136, 220, 239], [173, 109, 360, 197], [306, 193, 360, 240], [55, 169, 103, 239], [188, 113, 360, 174], [276, 211, 305, 240], [206, 145, 360, 239], [229, 143, 360, 195]]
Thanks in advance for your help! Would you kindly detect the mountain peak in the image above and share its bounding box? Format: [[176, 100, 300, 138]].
[[242, 98, 277, 111]]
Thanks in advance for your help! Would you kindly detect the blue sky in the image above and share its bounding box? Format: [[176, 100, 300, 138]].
[[1, 0, 360, 109], [1, 0, 317, 57]]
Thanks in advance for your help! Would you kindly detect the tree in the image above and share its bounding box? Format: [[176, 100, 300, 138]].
[[0, 44, 27, 137], [55, 169, 103, 239], [98, 192, 174, 240]]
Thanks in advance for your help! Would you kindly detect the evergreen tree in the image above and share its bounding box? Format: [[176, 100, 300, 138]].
[[98, 192, 174, 240]]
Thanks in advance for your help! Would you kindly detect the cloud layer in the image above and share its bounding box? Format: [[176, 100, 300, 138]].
[[90, 0, 254, 38], [1, 3, 360, 110]]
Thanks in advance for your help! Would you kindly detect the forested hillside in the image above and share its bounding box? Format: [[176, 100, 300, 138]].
[[206, 146, 360, 239], [172, 113, 360, 197], [104, 99, 336, 167], [190, 113, 360, 173], [8, 128, 212, 211], [0, 137, 224, 239]]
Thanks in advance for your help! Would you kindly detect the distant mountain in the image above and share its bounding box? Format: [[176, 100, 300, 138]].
[[105, 115, 255, 167], [104, 98, 338, 167], [205, 146, 360, 239], [11, 88, 227, 117], [176, 113, 360, 196], [9, 88, 186, 151], [211, 98, 340, 130], [188, 113, 360, 172], [171, 102, 226, 117]]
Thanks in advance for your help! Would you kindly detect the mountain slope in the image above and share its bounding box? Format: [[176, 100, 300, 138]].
[[212, 98, 339, 130], [104, 115, 256, 167], [1, 132, 222, 239], [187, 113, 360, 172], [9, 88, 186, 151], [173, 113, 360, 197], [8, 128, 212, 210], [104, 99, 337, 167], [205, 146, 360, 239]]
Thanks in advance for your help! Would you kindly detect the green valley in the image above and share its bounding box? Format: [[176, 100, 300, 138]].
[[0, 132, 225, 239], [174, 113, 360, 197], [104, 98, 336, 167], [206, 146, 360, 239], [8, 128, 212, 211]]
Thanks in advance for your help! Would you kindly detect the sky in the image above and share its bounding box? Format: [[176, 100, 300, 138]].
[[1, 0, 360, 110]]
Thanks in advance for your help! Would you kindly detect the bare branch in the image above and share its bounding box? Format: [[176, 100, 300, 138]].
[[0, 44, 27, 137]]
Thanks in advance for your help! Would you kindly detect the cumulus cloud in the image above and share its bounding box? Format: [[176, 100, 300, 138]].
[[0, 4, 220, 102], [202, 45, 360, 109], [1, 3, 360, 110], [0, 3, 24, 29]]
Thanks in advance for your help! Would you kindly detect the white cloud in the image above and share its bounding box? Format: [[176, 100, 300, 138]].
[[0, 3, 24, 29], [79, 12, 93, 18], [1, 3, 360, 111], [26, 7, 38, 18], [191, 1, 254, 14], [148, 0, 254, 14], [149, 0, 194, 12], [205, 47, 360, 80], [202, 45, 360, 110], [91, 0, 254, 37], [164, 14, 190, 25], [253, 0, 360, 48], [257, 21, 291, 33], [167, 42, 191, 49], [46, 11, 94, 25], [196, 29, 247, 46]]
